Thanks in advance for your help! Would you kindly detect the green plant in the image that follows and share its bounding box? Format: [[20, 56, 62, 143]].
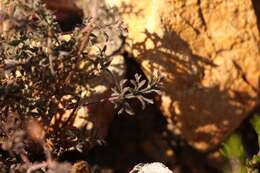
[[221, 114, 260, 173], [246, 114, 260, 173], [221, 133, 247, 173]]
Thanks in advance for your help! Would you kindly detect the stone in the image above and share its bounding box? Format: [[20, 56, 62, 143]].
[[70, 161, 91, 173], [129, 162, 173, 173], [109, 0, 260, 151]]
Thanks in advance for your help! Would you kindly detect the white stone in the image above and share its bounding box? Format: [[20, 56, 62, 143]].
[[129, 163, 173, 173]]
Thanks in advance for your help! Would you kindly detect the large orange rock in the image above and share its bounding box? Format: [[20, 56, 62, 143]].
[[109, 0, 260, 151]]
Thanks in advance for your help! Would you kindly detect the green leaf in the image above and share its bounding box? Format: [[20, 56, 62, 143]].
[[222, 133, 245, 160], [250, 114, 260, 146], [221, 133, 247, 173], [250, 114, 260, 135]]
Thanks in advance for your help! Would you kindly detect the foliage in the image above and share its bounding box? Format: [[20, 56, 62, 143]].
[[250, 114, 260, 146], [0, 0, 161, 172], [246, 114, 260, 173], [221, 133, 247, 173], [222, 114, 260, 173], [111, 73, 161, 115]]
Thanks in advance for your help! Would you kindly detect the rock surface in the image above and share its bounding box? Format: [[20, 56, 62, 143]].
[[109, 0, 260, 151]]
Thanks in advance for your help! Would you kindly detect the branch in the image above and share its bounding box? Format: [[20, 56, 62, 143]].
[[47, 30, 56, 76], [26, 162, 48, 173], [77, 19, 96, 56], [20, 150, 30, 164], [90, 0, 99, 19], [77, 0, 99, 56]]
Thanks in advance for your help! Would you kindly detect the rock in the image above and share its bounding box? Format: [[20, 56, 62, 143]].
[[43, 0, 83, 31], [129, 162, 173, 173], [109, 0, 260, 151], [70, 161, 90, 173]]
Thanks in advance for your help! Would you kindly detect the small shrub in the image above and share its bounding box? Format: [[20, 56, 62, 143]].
[[0, 0, 161, 172]]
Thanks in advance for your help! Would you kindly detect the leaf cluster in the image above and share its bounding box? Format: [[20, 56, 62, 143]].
[[111, 73, 162, 115]]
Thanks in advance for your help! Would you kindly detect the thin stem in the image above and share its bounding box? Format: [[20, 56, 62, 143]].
[[77, 19, 96, 56], [42, 141, 52, 162], [77, 0, 99, 56], [63, 95, 117, 111], [61, 103, 79, 128], [90, 0, 99, 19], [82, 95, 117, 106], [26, 162, 48, 173], [20, 150, 30, 164], [47, 30, 56, 76]]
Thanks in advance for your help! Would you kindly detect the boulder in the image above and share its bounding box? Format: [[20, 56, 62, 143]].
[[109, 0, 260, 151]]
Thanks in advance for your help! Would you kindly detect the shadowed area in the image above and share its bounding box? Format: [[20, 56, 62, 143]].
[[130, 25, 255, 151], [114, 0, 260, 151]]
